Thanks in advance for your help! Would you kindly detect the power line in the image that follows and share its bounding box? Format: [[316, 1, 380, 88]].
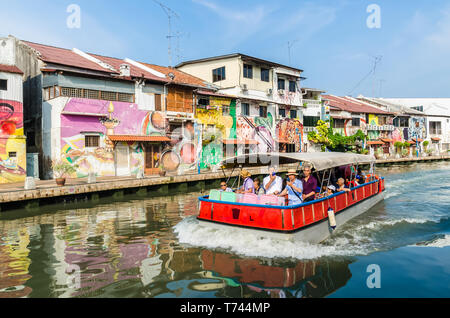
[[348, 55, 382, 96]]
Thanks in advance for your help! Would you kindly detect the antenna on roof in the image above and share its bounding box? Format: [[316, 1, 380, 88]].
[[153, 0, 180, 67]]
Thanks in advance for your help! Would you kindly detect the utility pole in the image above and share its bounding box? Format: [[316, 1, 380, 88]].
[[153, 0, 180, 67]]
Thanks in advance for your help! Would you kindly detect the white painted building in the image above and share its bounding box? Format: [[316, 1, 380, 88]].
[[384, 98, 450, 153]]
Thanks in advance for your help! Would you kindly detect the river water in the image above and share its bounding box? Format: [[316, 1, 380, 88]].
[[0, 162, 449, 298]]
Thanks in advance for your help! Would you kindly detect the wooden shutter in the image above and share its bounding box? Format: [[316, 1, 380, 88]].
[[155, 94, 162, 111]]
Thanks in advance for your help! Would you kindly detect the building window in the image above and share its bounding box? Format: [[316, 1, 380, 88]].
[[290, 110, 297, 119], [8, 152, 17, 159], [289, 81, 296, 93], [430, 121, 442, 135], [212, 67, 226, 82], [197, 97, 209, 109], [261, 68, 270, 82], [411, 106, 424, 112], [241, 103, 250, 116], [352, 118, 361, 127], [85, 135, 100, 148], [243, 64, 253, 79], [378, 116, 387, 125], [0, 79, 6, 91], [278, 79, 285, 90], [259, 105, 268, 118], [304, 116, 320, 127], [279, 108, 286, 118], [222, 106, 230, 116], [286, 144, 296, 153], [333, 119, 346, 128], [155, 94, 162, 111]]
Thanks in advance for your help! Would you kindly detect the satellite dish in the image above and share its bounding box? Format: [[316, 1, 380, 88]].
[[168, 72, 175, 80]]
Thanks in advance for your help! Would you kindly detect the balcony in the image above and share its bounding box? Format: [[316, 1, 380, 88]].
[[303, 99, 322, 107]]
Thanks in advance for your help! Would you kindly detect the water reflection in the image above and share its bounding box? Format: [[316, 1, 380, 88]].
[[197, 250, 353, 298], [0, 192, 356, 298]]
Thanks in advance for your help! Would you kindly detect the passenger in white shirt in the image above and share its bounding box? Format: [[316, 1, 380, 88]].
[[263, 167, 283, 195]]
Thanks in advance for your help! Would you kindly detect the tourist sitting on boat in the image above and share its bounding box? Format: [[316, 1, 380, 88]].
[[219, 181, 233, 193], [263, 166, 283, 195], [278, 169, 303, 206], [337, 178, 351, 192], [236, 170, 254, 194], [301, 165, 318, 203], [253, 178, 266, 195], [356, 168, 366, 184]]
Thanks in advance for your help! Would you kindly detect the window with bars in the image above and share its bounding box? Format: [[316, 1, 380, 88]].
[[61, 87, 83, 98], [85, 135, 100, 148], [352, 117, 361, 127], [333, 119, 346, 128]]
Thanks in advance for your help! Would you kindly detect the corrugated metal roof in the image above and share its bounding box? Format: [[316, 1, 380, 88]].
[[23, 41, 118, 74], [109, 135, 171, 142], [324, 95, 392, 115], [0, 64, 23, 75]]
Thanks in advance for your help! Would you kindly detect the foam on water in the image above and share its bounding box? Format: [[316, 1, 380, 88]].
[[173, 215, 443, 260], [415, 235, 450, 248]]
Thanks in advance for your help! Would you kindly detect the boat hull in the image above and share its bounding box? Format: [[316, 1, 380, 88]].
[[198, 192, 384, 243]]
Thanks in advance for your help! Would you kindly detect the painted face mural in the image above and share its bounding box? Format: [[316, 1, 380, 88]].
[[0, 100, 26, 184]]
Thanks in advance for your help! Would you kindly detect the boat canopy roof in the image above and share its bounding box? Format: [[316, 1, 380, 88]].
[[221, 152, 376, 171]]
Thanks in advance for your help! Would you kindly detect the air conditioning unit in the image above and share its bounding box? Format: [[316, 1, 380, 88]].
[[267, 88, 273, 96], [241, 84, 248, 92], [278, 89, 285, 95]]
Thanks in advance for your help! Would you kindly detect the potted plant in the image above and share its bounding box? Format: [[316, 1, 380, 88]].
[[394, 141, 403, 154], [423, 140, 429, 152], [52, 160, 78, 186]]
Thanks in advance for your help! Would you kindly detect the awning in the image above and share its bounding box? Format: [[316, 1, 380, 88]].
[[380, 138, 393, 143], [223, 139, 259, 145], [412, 138, 423, 142], [367, 141, 384, 146], [221, 152, 376, 172], [431, 137, 441, 142], [276, 139, 291, 144], [108, 135, 171, 142]]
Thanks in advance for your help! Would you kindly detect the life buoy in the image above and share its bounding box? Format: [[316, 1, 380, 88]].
[[328, 207, 337, 230]]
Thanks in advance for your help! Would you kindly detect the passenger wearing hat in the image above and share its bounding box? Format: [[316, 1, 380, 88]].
[[278, 169, 303, 206], [237, 170, 255, 194]]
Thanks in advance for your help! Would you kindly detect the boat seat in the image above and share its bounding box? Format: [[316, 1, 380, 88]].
[[241, 193, 259, 204], [209, 190, 221, 201], [221, 192, 237, 203], [259, 195, 279, 206]]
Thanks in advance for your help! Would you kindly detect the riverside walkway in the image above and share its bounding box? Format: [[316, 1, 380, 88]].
[[0, 155, 448, 211]]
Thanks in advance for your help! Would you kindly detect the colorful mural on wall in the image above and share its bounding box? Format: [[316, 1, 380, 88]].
[[0, 99, 26, 183], [276, 118, 304, 152], [237, 113, 276, 153], [367, 114, 393, 140], [195, 98, 236, 169], [60, 98, 200, 178]]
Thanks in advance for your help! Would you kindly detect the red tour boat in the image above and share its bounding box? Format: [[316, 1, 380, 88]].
[[197, 152, 385, 243]]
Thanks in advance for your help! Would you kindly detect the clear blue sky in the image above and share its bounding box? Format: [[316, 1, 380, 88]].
[[1, 0, 449, 98]]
